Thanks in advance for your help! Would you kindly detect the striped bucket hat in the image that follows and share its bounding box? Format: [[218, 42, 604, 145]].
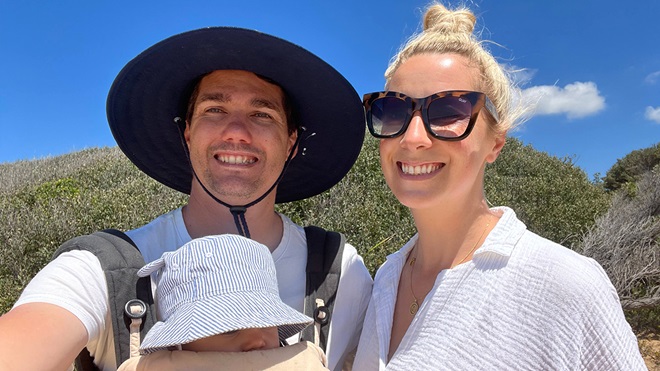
[[137, 234, 312, 354]]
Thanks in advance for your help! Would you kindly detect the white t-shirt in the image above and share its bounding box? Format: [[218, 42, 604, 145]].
[[15, 208, 373, 371], [354, 207, 645, 371]]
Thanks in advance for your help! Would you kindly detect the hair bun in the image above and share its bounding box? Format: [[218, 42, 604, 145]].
[[423, 4, 476, 35]]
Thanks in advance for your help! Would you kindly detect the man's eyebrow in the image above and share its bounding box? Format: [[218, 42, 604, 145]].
[[197, 93, 230, 104], [196, 94, 281, 112], [252, 98, 282, 111]]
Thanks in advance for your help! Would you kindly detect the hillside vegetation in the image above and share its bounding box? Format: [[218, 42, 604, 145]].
[[1, 137, 658, 342]]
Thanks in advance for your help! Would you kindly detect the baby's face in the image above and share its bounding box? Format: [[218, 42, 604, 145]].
[[181, 326, 280, 352]]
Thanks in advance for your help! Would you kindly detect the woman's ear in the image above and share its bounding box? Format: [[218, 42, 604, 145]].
[[485, 132, 506, 164]]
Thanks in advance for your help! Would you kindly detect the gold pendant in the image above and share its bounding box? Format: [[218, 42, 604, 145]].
[[409, 300, 419, 315]]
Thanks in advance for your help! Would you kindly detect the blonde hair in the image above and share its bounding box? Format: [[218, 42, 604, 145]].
[[385, 2, 525, 133]]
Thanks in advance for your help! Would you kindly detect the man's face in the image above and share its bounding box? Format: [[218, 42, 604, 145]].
[[184, 70, 297, 204]]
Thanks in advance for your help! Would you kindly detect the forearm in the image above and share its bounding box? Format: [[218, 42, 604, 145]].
[[0, 303, 87, 371]]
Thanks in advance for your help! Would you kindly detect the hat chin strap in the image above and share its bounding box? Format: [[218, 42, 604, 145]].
[[175, 117, 303, 239]]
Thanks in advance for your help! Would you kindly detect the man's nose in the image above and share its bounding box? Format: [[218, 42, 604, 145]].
[[220, 114, 253, 143]]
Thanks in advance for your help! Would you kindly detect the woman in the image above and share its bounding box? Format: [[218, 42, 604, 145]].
[[353, 3, 645, 370]]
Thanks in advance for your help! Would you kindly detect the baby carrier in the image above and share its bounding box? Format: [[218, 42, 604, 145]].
[[52, 226, 344, 370]]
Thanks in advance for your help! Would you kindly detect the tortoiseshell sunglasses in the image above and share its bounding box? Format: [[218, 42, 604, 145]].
[[363, 90, 498, 141]]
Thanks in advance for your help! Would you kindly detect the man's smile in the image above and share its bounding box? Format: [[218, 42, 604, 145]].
[[216, 154, 257, 165]]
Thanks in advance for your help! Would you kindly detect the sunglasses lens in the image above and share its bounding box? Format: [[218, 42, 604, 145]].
[[427, 96, 473, 138], [369, 97, 409, 137]]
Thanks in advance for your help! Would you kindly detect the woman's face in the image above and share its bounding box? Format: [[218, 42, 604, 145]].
[[379, 53, 505, 211]]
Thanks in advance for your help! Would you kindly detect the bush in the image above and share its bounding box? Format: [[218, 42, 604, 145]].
[[0, 147, 187, 313], [485, 138, 610, 249], [579, 169, 660, 311], [603, 142, 660, 192]]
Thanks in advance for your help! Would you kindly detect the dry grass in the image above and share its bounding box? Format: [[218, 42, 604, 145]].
[[639, 332, 660, 370]]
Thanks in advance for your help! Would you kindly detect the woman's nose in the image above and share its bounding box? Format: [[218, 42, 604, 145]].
[[400, 113, 432, 150]]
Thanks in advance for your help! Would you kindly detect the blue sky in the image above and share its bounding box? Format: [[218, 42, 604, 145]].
[[1, 0, 659, 179]]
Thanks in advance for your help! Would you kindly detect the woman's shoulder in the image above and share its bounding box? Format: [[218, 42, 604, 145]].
[[518, 230, 604, 274], [515, 229, 618, 305]]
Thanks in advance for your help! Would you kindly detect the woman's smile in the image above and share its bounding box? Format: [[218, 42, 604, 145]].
[[398, 161, 444, 176]]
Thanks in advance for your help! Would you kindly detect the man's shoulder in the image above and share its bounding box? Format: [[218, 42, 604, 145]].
[[126, 208, 188, 263], [277, 213, 370, 277], [126, 208, 182, 238]]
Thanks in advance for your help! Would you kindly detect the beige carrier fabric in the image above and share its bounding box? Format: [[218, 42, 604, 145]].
[[118, 341, 328, 371]]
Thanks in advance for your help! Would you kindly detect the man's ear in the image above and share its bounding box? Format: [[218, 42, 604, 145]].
[[287, 130, 299, 158], [183, 120, 191, 147], [485, 132, 506, 164]]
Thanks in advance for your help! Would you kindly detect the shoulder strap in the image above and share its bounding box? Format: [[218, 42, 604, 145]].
[[300, 225, 345, 352], [52, 229, 156, 370]]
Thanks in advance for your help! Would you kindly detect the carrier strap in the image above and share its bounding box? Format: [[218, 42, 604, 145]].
[[301, 226, 345, 351], [52, 229, 156, 370]]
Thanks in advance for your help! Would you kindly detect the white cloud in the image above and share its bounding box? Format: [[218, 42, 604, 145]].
[[644, 71, 660, 85], [645, 106, 660, 124], [521, 81, 606, 119], [504, 64, 537, 87]]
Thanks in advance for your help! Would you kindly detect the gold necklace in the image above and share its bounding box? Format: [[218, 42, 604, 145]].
[[408, 222, 490, 316], [408, 256, 419, 315]]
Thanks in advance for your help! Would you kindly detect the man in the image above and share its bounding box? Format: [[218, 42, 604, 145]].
[[0, 27, 372, 371]]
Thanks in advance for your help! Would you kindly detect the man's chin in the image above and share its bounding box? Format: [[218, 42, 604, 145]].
[[209, 184, 267, 202], [192, 174, 282, 202]]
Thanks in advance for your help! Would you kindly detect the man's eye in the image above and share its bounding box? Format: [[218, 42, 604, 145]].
[[206, 107, 224, 113], [254, 112, 273, 119]]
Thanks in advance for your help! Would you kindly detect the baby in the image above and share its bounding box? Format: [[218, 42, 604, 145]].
[[118, 234, 328, 370]]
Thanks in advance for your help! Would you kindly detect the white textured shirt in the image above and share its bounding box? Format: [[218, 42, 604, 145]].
[[354, 207, 645, 371]]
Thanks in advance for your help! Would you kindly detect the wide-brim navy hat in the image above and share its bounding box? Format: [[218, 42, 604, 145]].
[[107, 27, 365, 203]]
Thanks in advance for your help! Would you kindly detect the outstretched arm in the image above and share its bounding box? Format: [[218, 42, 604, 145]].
[[0, 303, 87, 371], [0, 250, 110, 371]]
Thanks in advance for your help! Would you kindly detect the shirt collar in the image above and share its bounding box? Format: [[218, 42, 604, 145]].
[[473, 206, 526, 259], [382, 206, 526, 266]]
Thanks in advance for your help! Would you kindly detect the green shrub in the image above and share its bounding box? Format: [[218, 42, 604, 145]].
[[626, 307, 660, 335], [0, 147, 187, 314], [485, 138, 610, 249], [603, 142, 660, 192]]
